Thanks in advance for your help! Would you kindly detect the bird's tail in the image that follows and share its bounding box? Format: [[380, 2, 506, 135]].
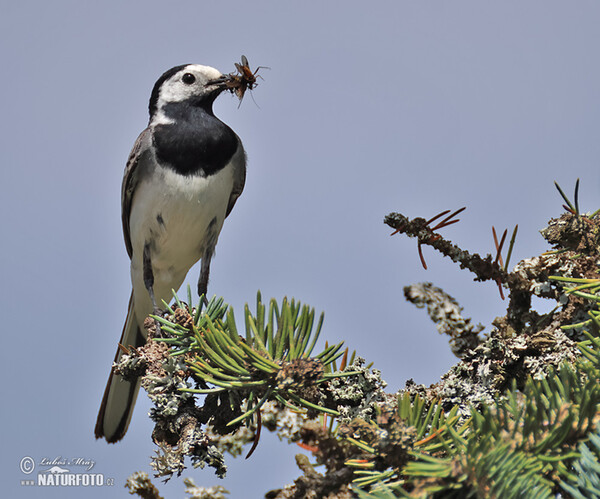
[[95, 292, 146, 443]]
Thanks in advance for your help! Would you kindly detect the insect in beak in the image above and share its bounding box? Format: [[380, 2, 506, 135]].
[[222, 55, 269, 104]]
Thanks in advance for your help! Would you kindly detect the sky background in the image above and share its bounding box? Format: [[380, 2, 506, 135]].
[[2, 1, 600, 497]]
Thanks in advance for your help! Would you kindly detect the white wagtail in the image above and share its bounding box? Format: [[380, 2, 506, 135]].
[[95, 64, 246, 443]]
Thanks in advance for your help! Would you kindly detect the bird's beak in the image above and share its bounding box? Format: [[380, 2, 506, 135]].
[[206, 75, 231, 88]]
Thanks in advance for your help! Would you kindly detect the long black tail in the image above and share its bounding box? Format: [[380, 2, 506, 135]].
[[95, 293, 145, 443]]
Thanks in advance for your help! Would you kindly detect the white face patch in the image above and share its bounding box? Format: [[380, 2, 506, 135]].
[[155, 64, 223, 112]]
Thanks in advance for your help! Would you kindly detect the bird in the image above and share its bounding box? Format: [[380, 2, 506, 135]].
[[95, 64, 246, 443]]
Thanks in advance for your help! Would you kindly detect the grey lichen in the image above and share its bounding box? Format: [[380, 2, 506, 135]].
[[143, 356, 193, 418], [125, 471, 163, 499], [261, 401, 308, 443], [404, 282, 484, 357], [325, 357, 387, 424], [183, 478, 229, 499], [397, 209, 597, 418], [152, 435, 227, 481]]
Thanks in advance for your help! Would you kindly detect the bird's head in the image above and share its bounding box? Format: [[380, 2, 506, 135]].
[[148, 64, 229, 120]]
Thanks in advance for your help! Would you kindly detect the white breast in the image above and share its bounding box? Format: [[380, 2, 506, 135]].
[[128, 162, 235, 323]]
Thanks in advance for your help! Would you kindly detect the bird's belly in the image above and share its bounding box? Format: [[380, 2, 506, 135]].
[[129, 164, 234, 312]]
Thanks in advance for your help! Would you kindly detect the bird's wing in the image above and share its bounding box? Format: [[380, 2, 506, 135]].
[[225, 138, 247, 218], [121, 128, 154, 258]]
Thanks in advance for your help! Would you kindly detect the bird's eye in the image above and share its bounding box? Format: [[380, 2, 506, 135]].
[[182, 73, 196, 85]]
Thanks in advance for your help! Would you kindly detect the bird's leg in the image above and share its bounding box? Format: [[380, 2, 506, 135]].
[[143, 242, 162, 336], [198, 220, 219, 306], [198, 248, 213, 306]]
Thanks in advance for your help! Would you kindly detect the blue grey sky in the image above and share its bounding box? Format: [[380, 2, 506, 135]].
[[3, 1, 600, 497]]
